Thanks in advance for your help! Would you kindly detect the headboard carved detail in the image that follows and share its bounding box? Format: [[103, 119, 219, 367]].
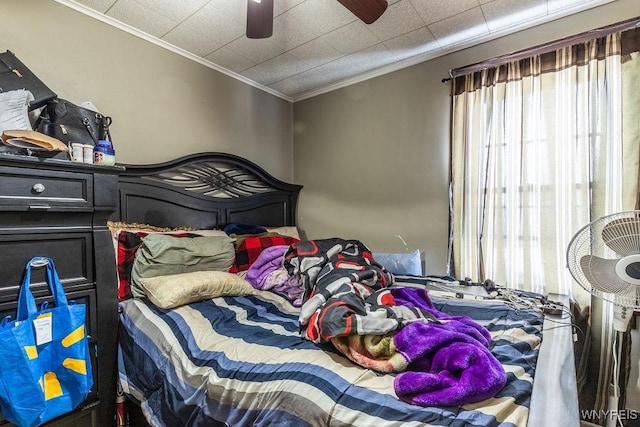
[[114, 152, 302, 229], [146, 160, 277, 198]]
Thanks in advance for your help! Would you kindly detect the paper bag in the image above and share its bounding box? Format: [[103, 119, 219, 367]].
[[2, 129, 68, 152]]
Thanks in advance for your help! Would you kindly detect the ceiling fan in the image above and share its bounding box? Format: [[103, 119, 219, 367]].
[[246, 0, 389, 39]]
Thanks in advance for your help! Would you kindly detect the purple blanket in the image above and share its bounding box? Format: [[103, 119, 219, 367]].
[[245, 245, 304, 306], [390, 287, 507, 407]]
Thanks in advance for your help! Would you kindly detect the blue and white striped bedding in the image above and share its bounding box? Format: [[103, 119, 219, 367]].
[[118, 288, 544, 427]]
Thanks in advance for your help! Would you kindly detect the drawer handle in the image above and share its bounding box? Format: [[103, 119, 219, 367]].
[[32, 183, 45, 194]]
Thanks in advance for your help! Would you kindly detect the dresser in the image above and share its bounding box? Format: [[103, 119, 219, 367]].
[[0, 154, 122, 426]]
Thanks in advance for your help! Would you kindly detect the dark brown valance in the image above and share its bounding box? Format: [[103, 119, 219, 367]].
[[450, 17, 640, 95]]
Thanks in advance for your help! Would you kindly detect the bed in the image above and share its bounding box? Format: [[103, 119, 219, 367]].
[[113, 152, 579, 427]]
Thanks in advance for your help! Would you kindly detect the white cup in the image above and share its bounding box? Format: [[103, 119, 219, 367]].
[[82, 144, 94, 164], [70, 143, 83, 162]]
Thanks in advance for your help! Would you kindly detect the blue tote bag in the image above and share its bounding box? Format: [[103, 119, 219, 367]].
[[0, 257, 93, 427]]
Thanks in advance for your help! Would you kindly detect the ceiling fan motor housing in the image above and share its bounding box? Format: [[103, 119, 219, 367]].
[[616, 254, 640, 285]]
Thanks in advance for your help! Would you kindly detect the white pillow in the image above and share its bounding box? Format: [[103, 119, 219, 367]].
[[266, 226, 301, 240]]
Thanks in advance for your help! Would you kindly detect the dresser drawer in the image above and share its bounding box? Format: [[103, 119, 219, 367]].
[[0, 232, 94, 301], [0, 166, 93, 211]]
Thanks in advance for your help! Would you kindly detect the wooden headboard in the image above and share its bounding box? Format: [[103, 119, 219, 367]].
[[114, 152, 302, 229]]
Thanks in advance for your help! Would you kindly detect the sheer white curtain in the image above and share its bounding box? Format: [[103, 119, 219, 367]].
[[449, 28, 640, 414], [450, 32, 638, 304]]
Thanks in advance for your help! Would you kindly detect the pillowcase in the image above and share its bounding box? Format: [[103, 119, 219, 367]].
[[116, 230, 197, 300], [267, 226, 301, 240], [138, 270, 257, 309], [108, 221, 215, 254], [108, 220, 197, 234], [130, 234, 236, 298], [230, 235, 299, 273], [115, 230, 230, 301], [372, 249, 422, 276]]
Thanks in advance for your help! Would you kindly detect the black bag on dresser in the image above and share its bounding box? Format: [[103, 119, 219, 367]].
[[0, 50, 57, 110], [37, 98, 112, 146]]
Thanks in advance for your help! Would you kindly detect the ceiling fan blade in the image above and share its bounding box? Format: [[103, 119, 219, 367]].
[[338, 0, 388, 24], [246, 0, 273, 39]]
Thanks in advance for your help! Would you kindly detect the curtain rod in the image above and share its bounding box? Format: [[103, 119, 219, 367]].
[[442, 16, 640, 82]]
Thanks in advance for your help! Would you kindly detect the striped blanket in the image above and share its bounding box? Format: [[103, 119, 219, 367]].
[[118, 288, 543, 427]]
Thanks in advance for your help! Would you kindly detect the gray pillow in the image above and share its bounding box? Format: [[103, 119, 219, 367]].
[[372, 249, 422, 276], [130, 234, 236, 298]]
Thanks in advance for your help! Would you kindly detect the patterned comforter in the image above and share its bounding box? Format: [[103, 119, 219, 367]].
[[285, 238, 508, 407]]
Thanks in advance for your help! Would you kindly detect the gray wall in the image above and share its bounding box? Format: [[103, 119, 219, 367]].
[[293, 0, 640, 275], [0, 0, 294, 181]]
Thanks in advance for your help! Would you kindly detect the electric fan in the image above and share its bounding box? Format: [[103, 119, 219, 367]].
[[567, 210, 640, 427], [567, 210, 640, 331]]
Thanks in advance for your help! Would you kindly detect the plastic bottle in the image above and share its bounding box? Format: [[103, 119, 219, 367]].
[[93, 140, 115, 166]]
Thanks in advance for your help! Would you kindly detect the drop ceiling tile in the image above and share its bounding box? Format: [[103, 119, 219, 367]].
[[226, 36, 286, 64], [324, 43, 403, 80], [270, 9, 319, 51], [125, 0, 210, 22], [318, 21, 380, 56], [271, 67, 342, 97], [161, 26, 217, 56], [383, 26, 440, 59], [277, 43, 403, 96], [291, 0, 358, 35], [409, 0, 480, 26], [428, 7, 489, 48], [481, 0, 547, 32], [368, 0, 427, 42], [288, 38, 343, 71], [205, 46, 255, 73], [73, 0, 117, 13], [273, 58, 353, 95], [180, 1, 245, 40], [211, 0, 247, 26], [163, 2, 245, 55], [268, 77, 306, 97], [241, 52, 308, 85], [274, 0, 308, 16], [106, 1, 177, 37]]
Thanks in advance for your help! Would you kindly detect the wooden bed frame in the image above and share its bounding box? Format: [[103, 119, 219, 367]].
[[115, 152, 301, 229], [113, 152, 579, 427]]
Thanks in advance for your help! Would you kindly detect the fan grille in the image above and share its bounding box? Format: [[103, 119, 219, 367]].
[[567, 210, 640, 310]]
